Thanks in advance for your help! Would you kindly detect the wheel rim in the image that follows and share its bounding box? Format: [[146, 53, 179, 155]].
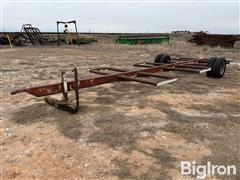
[[220, 63, 226, 75]]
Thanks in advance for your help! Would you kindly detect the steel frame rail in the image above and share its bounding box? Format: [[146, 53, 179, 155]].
[[11, 57, 211, 97], [12, 57, 224, 113]]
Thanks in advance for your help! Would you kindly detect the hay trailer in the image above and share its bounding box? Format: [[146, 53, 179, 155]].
[[11, 54, 230, 113]]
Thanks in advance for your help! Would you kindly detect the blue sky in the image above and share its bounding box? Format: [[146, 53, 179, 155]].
[[1, 1, 239, 33]]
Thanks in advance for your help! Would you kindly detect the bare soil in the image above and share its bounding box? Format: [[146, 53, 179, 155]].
[[1, 37, 240, 179]]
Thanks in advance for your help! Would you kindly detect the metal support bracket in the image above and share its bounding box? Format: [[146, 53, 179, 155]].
[[44, 68, 79, 113]]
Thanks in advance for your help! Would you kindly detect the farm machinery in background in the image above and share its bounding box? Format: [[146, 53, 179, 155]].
[[0, 21, 97, 47], [20, 24, 45, 45], [188, 32, 240, 47], [0, 32, 26, 47], [56, 20, 97, 45], [116, 34, 169, 45], [0, 24, 45, 47], [11, 53, 231, 114], [57, 20, 79, 45]]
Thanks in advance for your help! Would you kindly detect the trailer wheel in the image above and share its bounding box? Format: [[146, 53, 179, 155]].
[[154, 54, 171, 63], [160, 54, 171, 63], [154, 54, 164, 63], [206, 57, 217, 77], [207, 57, 226, 78]]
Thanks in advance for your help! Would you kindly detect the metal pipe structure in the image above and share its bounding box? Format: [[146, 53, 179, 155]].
[[57, 20, 78, 46], [188, 33, 240, 47], [57, 23, 60, 46], [11, 55, 231, 113], [11, 57, 212, 97]]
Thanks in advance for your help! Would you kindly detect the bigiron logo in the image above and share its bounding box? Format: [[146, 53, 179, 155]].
[[180, 161, 237, 179]]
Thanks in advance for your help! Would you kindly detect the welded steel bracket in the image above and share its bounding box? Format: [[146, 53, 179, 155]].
[[44, 68, 79, 113]]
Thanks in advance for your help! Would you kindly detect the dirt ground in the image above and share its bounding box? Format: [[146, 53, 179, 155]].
[[1, 37, 240, 179]]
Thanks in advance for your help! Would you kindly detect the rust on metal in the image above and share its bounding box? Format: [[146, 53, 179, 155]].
[[11, 57, 212, 97], [11, 55, 231, 113], [44, 68, 80, 113], [188, 33, 240, 47], [21, 24, 45, 45]]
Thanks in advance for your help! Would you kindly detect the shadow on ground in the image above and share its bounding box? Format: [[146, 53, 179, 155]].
[[10, 80, 239, 179]]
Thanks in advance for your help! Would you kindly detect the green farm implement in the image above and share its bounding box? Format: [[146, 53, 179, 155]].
[[116, 34, 169, 45]]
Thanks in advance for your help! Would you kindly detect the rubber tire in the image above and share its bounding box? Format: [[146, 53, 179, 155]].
[[160, 54, 171, 63], [206, 57, 217, 77], [207, 57, 226, 78], [154, 54, 164, 63], [154, 53, 171, 63]]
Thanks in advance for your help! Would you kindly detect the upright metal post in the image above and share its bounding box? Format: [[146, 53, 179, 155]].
[[72, 68, 79, 113], [57, 22, 60, 46], [74, 21, 79, 45], [61, 72, 68, 101]]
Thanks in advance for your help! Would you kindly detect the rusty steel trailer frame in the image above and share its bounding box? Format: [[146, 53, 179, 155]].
[[11, 56, 229, 113]]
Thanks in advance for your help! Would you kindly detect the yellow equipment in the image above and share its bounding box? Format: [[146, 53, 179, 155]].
[[7, 34, 13, 49]]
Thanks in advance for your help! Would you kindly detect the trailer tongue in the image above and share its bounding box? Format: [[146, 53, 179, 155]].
[[11, 54, 229, 113]]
